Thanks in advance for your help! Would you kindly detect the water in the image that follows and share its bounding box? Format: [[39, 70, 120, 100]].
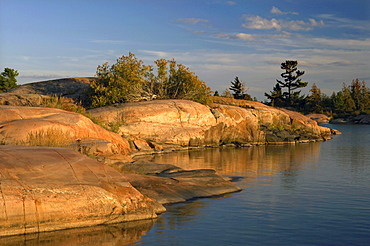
[[134, 124, 370, 246], [3, 124, 370, 245]]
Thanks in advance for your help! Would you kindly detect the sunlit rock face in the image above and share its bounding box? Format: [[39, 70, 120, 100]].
[[0, 105, 132, 158], [89, 99, 330, 148], [0, 146, 164, 237], [88, 100, 218, 146]]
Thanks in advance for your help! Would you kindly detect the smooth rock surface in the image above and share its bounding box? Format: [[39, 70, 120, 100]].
[[0, 105, 131, 158], [89, 99, 331, 148], [110, 161, 242, 204], [0, 146, 164, 237]]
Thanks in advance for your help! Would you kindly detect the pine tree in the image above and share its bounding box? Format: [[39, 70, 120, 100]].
[[229, 76, 245, 99], [0, 68, 19, 92], [264, 83, 284, 107], [341, 83, 356, 115], [275, 60, 308, 106]]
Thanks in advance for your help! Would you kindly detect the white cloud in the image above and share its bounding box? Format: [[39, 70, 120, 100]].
[[216, 33, 256, 41], [139, 50, 170, 58], [235, 33, 255, 41], [194, 31, 206, 35], [317, 14, 370, 31], [241, 15, 324, 31], [311, 38, 370, 49], [270, 6, 299, 15], [270, 6, 283, 15], [242, 15, 281, 30], [226, 1, 236, 6], [176, 18, 209, 24], [309, 18, 325, 27]]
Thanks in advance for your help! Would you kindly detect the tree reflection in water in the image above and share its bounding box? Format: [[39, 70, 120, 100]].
[[139, 142, 322, 190]]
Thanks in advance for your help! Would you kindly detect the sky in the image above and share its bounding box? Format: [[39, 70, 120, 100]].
[[1, 0, 369, 100]]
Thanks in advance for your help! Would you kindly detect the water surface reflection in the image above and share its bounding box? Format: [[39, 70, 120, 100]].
[[138, 142, 322, 189], [0, 219, 155, 246]]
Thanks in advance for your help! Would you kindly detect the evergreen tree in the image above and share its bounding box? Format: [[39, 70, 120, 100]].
[[332, 91, 346, 114], [0, 68, 19, 92], [305, 83, 324, 113], [267, 60, 308, 107], [264, 83, 284, 107], [229, 76, 245, 99], [349, 78, 370, 114], [360, 80, 370, 114]]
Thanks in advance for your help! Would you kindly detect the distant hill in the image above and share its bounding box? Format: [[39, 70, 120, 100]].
[[8, 77, 97, 106]]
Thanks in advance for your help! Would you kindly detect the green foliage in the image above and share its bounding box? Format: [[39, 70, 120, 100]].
[[0, 68, 19, 92], [229, 76, 244, 99], [42, 96, 87, 114], [265, 60, 307, 107], [304, 83, 324, 113], [229, 76, 252, 100], [330, 80, 370, 117], [297, 79, 370, 117], [90, 53, 152, 107], [265, 83, 284, 107], [89, 53, 212, 107]]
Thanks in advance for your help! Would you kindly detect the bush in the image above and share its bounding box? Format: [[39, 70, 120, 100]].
[[89, 53, 212, 107]]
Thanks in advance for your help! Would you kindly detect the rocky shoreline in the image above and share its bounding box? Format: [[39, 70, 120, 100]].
[[0, 78, 341, 236], [307, 113, 370, 125], [0, 146, 240, 237]]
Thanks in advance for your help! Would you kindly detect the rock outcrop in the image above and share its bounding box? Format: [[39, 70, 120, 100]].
[[346, 114, 370, 124], [7, 77, 95, 106], [0, 105, 132, 160], [0, 146, 164, 237], [306, 114, 332, 124], [110, 161, 242, 204], [88, 99, 332, 151]]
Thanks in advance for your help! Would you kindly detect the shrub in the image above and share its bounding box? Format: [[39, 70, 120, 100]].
[[89, 53, 212, 107]]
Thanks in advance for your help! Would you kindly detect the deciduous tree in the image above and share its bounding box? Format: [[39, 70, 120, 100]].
[[90, 53, 211, 107]]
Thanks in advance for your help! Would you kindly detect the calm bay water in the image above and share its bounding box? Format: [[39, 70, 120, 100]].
[[3, 124, 369, 246], [134, 124, 370, 246]]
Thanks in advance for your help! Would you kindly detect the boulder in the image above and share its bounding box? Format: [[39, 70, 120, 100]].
[[0, 105, 131, 159], [0, 146, 164, 237], [349, 114, 370, 124]]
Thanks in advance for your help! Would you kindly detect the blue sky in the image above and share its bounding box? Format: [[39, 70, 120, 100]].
[[1, 0, 369, 100]]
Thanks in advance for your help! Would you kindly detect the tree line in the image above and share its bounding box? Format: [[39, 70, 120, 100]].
[[1, 55, 369, 118], [302, 79, 370, 117], [261, 60, 369, 117]]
